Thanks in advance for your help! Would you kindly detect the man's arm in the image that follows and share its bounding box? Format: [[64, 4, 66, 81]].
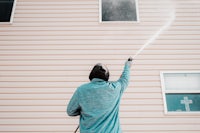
[[117, 57, 133, 93], [67, 89, 81, 116]]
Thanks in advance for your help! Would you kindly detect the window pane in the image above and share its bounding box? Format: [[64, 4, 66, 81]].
[[102, 0, 137, 21], [0, 0, 14, 22], [166, 93, 200, 112], [164, 73, 200, 90]]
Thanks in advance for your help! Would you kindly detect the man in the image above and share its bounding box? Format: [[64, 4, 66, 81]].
[[67, 57, 133, 133]]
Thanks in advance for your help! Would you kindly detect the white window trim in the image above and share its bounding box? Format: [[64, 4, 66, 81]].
[[0, 0, 17, 24], [99, 0, 140, 23], [160, 71, 200, 115]]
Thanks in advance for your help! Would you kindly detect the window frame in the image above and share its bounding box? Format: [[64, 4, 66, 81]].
[[99, 0, 140, 23], [0, 0, 17, 24], [160, 71, 200, 115]]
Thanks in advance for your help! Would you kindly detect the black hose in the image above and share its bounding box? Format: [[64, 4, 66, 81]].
[[74, 125, 79, 133]]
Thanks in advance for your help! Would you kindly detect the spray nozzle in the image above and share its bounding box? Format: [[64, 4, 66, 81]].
[[128, 57, 133, 61]]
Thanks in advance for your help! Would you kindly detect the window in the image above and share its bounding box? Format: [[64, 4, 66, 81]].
[[0, 0, 17, 23], [99, 0, 139, 22], [160, 72, 200, 114]]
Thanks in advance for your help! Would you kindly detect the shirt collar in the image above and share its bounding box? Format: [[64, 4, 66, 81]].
[[91, 78, 105, 82]]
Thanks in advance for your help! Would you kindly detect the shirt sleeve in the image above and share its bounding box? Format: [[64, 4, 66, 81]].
[[67, 89, 81, 116], [117, 62, 131, 93]]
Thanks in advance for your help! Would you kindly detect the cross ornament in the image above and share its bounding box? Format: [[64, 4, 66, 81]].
[[180, 96, 193, 111]]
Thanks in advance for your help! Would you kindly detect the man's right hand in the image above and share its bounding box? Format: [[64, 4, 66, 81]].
[[126, 57, 133, 68], [128, 57, 133, 61]]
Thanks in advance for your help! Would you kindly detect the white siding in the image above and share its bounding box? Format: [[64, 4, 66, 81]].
[[0, 0, 200, 132]]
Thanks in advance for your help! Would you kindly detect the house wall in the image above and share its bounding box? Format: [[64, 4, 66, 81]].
[[0, 0, 200, 132]]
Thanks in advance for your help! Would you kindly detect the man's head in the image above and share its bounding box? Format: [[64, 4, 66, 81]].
[[89, 63, 109, 81]]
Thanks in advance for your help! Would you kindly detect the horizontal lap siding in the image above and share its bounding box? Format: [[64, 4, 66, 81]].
[[0, 0, 200, 132]]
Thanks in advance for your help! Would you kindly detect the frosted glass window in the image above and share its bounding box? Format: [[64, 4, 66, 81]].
[[161, 72, 200, 114], [164, 73, 200, 90], [100, 0, 139, 22]]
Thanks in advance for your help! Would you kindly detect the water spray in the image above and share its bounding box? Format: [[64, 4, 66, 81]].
[[132, 10, 175, 59]]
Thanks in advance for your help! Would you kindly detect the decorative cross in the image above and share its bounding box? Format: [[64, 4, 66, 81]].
[[180, 96, 193, 111]]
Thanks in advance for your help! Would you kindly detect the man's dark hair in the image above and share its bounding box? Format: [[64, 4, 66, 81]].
[[89, 63, 109, 81]]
